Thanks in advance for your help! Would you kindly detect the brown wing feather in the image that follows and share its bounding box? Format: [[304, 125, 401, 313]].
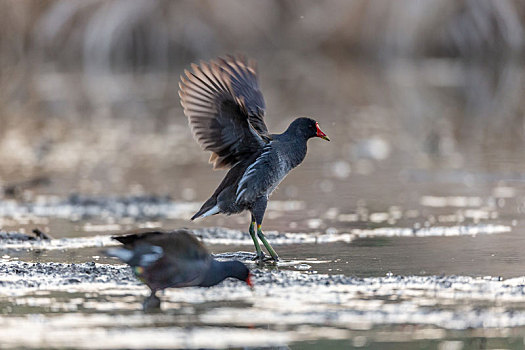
[[112, 229, 210, 259], [179, 55, 269, 169]]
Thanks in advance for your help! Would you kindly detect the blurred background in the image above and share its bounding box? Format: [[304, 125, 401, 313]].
[[0, 0, 524, 208], [3, 3, 525, 347]]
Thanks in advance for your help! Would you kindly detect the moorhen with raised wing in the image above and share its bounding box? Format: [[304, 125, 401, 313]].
[[179, 55, 330, 263]]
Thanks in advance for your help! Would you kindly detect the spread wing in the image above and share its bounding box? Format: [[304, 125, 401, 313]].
[[179, 54, 270, 169]]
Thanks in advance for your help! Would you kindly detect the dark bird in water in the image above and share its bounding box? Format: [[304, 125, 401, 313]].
[[179, 55, 330, 263], [107, 229, 253, 310]]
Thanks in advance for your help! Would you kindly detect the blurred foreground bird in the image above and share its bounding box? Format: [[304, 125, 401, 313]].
[[179, 55, 330, 263], [107, 229, 252, 310]]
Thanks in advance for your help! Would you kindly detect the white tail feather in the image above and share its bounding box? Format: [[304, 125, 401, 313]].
[[106, 248, 134, 263], [200, 205, 220, 218]]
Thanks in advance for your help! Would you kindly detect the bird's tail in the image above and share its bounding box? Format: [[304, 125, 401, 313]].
[[105, 247, 134, 263], [106, 245, 164, 267], [191, 198, 220, 220]]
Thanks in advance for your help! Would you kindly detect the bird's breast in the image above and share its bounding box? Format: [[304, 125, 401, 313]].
[[266, 148, 299, 195]]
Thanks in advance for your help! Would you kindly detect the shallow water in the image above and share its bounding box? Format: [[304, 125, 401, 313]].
[[1, 190, 525, 348], [2, 57, 525, 348]]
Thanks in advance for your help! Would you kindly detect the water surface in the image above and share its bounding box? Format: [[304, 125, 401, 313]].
[[1, 57, 525, 348]]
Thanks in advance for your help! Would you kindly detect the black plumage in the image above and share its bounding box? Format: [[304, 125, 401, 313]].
[[179, 55, 330, 262], [107, 229, 252, 310]]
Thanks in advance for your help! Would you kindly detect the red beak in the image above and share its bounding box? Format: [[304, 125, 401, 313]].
[[246, 273, 254, 289], [316, 122, 330, 141]]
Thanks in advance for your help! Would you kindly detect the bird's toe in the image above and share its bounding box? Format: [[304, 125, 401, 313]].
[[251, 252, 266, 262], [263, 255, 278, 263]]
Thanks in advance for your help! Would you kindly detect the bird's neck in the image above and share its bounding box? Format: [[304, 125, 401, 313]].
[[281, 124, 309, 141], [276, 130, 308, 168], [198, 260, 236, 287]]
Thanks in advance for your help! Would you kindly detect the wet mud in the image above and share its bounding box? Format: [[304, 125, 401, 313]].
[[2, 56, 525, 348], [1, 185, 525, 348], [2, 258, 525, 349]]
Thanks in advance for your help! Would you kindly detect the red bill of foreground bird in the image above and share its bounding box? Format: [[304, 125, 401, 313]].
[[179, 55, 330, 263], [107, 229, 253, 310]]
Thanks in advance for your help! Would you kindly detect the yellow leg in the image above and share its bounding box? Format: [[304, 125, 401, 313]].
[[257, 224, 279, 261], [249, 221, 264, 260]]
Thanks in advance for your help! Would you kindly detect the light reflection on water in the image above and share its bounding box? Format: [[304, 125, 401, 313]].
[[2, 261, 525, 349], [1, 58, 525, 348]]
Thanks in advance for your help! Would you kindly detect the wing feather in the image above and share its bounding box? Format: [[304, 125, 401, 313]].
[[179, 55, 270, 169]]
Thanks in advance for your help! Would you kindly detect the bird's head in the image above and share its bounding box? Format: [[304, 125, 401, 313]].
[[289, 117, 330, 141], [229, 260, 254, 289]]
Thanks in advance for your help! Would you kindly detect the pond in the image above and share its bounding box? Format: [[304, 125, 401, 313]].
[[1, 57, 525, 349]]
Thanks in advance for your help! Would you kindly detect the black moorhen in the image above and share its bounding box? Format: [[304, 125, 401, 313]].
[[107, 229, 252, 310], [179, 55, 330, 263]]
